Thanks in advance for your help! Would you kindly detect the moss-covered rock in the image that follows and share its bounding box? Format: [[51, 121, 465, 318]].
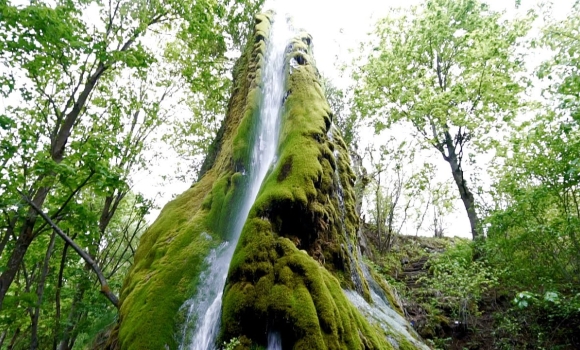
[[114, 12, 426, 350], [218, 20, 395, 350]]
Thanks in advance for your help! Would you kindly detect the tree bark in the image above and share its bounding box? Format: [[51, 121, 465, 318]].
[[433, 53, 480, 240], [8, 328, 20, 350], [58, 191, 128, 348], [54, 240, 71, 350], [58, 286, 86, 350], [0, 64, 106, 307], [442, 131, 480, 240], [0, 214, 17, 257], [18, 192, 119, 307], [0, 36, 127, 307], [376, 171, 383, 252], [0, 330, 6, 348], [0, 186, 50, 309]]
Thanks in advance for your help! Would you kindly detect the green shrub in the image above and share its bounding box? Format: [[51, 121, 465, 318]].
[[222, 337, 241, 350], [420, 241, 500, 326]]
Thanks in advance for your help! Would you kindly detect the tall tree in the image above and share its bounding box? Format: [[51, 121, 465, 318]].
[[0, 0, 262, 310], [354, 0, 532, 239]]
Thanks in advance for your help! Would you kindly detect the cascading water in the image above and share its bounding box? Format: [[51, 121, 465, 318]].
[[179, 12, 293, 350], [266, 332, 282, 350], [327, 125, 366, 295]]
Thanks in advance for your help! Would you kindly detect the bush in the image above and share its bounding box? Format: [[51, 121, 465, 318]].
[[420, 241, 500, 327]]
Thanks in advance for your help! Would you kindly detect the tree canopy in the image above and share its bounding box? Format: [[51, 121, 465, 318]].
[[354, 0, 533, 239]]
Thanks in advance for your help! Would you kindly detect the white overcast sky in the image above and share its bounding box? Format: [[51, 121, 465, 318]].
[[3, 0, 573, 238], [264, 0, 573, 82], [139, 0, 576, 239]]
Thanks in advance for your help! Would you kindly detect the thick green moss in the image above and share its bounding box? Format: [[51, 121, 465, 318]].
[[117, 12, 424, 350], [221, 218, 390, 349], [118, 176, 218, 349]]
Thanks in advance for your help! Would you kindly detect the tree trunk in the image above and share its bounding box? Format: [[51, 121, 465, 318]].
[[0, 214, 17, 257], [432, 53, 480, 240], [58, 285, 86, 350], [31, 232, 57, 350], [376, 172, 383, 252], [443, 132, 480, 240], [19, 193, 119, 307], [54, 240, 71, 350], [57, 190, 126, 349], [0, 330, 6, 348], [0, 49, 117, 309], [0, 186, 50, 309], [8, 328, 20, 350]]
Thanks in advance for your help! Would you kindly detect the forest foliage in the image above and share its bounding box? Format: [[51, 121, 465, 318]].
[[1, 0, 579, 348]]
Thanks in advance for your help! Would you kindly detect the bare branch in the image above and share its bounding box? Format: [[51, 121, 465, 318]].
[[18, 191, 119, 308]]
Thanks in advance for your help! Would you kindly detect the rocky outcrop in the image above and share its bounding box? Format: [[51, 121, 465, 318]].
[[114, 12, 426, 350], [218, 25, 382, 349]]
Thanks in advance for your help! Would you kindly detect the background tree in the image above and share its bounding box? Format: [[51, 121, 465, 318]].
[[354, 0, 532, 239], [322, 76, 359, 149], [486, 1, 580, 290], [364, 140, 426, 251]]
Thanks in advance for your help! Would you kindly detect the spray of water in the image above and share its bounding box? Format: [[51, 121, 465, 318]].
[[179, 11, 294, 350]]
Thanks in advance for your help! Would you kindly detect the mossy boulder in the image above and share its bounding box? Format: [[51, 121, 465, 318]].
[[114, 12, 426, 350], [219, 21, 397, 350]]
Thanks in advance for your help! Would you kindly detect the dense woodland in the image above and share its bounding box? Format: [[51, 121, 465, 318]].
[[0, 0, 579, 348]]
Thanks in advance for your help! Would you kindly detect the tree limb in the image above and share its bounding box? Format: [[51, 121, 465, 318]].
[[17, 191, 119, 308]]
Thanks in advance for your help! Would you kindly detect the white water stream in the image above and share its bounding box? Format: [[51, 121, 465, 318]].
[[179, 12, 293, 350], [328, 125, 428, 350], [266, 332, 282, 350]]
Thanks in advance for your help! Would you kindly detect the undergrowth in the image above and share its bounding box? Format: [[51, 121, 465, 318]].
[[366, 233, 580, 349]]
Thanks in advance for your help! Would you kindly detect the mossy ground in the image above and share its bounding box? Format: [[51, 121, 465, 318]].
[[364, 233, 471, 349]]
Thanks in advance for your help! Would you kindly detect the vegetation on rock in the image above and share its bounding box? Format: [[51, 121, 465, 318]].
[[117, 13, 425, 350]]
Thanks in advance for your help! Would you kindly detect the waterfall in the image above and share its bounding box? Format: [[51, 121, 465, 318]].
[[327, 124, 366, 295], [344, 288, 430, 350], [266, 332, 282, 350], [179, 12, 293, 350]]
